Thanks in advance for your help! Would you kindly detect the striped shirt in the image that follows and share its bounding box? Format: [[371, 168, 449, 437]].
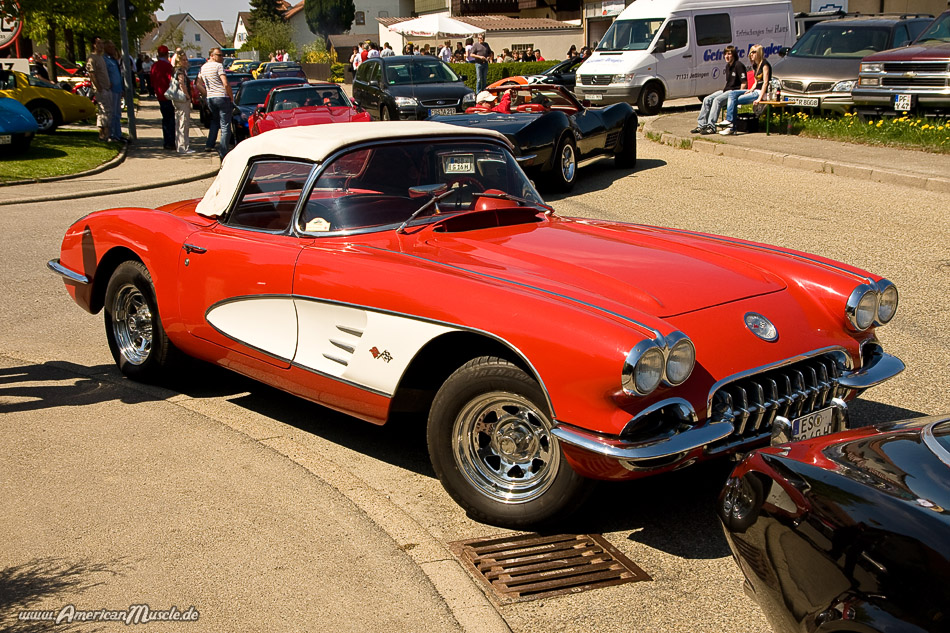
[[199, 60, 227, 98]]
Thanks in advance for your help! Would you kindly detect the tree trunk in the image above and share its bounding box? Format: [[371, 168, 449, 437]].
[[77, 36, 87, 64], [46, 22, 57, 82], [64, 28, 75, 63]]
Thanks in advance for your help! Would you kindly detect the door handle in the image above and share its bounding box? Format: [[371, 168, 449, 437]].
[[183, 243, 207, 254], [682, 54, 692, 58]]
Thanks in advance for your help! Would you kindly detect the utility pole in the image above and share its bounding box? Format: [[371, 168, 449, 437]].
[[117, 0, 137, 140]]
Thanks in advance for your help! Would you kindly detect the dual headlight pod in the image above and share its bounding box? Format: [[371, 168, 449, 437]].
[[846, 279, 899, 331], [622, 331, 696, 397]]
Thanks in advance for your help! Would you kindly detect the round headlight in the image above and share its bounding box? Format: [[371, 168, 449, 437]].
[[665, 337, 695, 386], [847, 285, 878, 331], [877, 281, 899, 324], [622, 341, 664, 396]]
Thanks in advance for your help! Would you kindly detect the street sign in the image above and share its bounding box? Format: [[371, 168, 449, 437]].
[[0, 2, 21, 51]]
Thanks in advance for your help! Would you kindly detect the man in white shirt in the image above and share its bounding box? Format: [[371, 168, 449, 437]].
[[198, 48, 233, 158], [380, 43, 395, 57], [439, 40, 452, 63]]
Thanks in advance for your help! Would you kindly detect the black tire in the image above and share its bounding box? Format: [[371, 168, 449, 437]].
[[103, 261, 178, 382], [27, 100, 61, 133], [719, 474, 764, 534], [380, 104, 394, 121], [11, 134, 32, 154], [636, 82, 663, 116], [545, 134, 577, 192], [427, 356, 591, 527], [614, 118, 637, 169]]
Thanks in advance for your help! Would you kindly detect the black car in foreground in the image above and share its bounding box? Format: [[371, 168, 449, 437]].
[[352, 55, 475, 121], [229, 76, 307, 142], [719, 414, 950, 633], [430, 84, 636, 192]]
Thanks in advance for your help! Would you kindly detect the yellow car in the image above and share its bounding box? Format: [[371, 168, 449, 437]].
[[228, 59, 257, 73], [0, 69, 95, 133], [249, 61, 268, 79]]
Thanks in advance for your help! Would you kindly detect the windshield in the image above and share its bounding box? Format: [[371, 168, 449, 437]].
[[297, 141, 544, 234], [916, 12, 950, 43], [789, 24, 891, 57], [597, 18, 664, 51], [384, 59, 460, 85], [267, 86, 349, 110], [237, 81, 301, 106]]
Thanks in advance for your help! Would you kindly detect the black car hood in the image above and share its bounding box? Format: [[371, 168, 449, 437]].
[[429, 112, 538, 135], [386, 83, 472, 100]]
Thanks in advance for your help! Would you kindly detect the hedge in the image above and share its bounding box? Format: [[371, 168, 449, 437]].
[[447, 61, 560, 91]]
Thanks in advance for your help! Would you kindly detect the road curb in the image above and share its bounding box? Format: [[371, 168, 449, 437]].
[[0, 140, 129, 187], [643, 117, 950, 194]]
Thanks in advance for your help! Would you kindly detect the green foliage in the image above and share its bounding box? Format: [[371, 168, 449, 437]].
[[304, 0, 355, 44], [330, 62, 346, 82], [301, 39, 337, 64], [246, 18, 296, 59], [447, 61, 560, 90], [761, 110, 950, 154], [249, 0, 286, 31]]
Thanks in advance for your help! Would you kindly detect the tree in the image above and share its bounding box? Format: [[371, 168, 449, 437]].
[[245, 18, 296, 59], [156, 27, 202, 57], [249, 0, 286, 31], [304, 0, 355, 46]]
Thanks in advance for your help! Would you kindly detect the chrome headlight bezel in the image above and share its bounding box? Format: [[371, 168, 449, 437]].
[[663, 331, 696, 386], [461, 91, 476, 105], [860, 62, 882, 73], [846, 284, 879, 331], [875, 278, 899, 325], [832, 79, 856, 92], [394, 96, 419, 107], [622, 340, 665, 396], [622, 331, 696, 396]]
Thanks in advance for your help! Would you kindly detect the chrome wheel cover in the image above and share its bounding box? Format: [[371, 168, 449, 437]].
[[452, 392, 560, 504], [32, 107, 54, 132], [722, 476, 756, 523], [560, 142, 576, 183], [111, 283, 153, 365], [381, 106, 391, 121]]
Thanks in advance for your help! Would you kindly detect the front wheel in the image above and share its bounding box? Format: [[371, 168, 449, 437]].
[[104, 261, 178, 381], [380, 104, 394, 121], [28, 100, 61, 133], [427, 357, 591, 527], [637, 83, 663, 116]]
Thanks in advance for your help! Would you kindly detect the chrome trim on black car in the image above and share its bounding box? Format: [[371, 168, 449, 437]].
[[47, 259, 90, 285], [922, 418, 950, 468]]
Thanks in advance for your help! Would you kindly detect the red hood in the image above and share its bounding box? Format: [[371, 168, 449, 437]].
[[861, 40, 950, 61], [261, 106, 371, 132], [416, 216, 787, 319]]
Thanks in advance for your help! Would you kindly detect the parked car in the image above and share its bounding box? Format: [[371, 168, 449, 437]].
[[488, 57, 586, 91], [0, 96, 39, 153], [431, 84, 636, 191], [853, 10, 950, 117], [195, 72, 253, 127], [227, 59, 258, 74], [720, 414, 950, 633], [352, 55, 475, 120], [774, 13, 933, 113], [247, 83, 370, 136], [0, 69, 95, 133], [229, 77, 308, 142], [258, 62, 307, 80], [48, 122, 904, 527]]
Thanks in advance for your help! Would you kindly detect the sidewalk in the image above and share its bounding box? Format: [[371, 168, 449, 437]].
[[0, 99, 220, 206], [643, 109, 950, 193]]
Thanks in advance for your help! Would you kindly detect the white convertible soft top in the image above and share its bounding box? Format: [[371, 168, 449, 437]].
[[195, 121, 509, 217]]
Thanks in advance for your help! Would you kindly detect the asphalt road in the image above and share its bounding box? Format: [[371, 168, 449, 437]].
[[1, 133, 947, 632]]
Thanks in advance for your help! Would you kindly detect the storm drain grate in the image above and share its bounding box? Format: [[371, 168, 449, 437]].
[[449, 533, 651, 603]]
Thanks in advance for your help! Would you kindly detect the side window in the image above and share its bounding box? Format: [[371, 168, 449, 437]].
[[370, 62, 382, 83], [356, 62, 371, 82], [892, 24, 909, 46], [695, 13, 732, 46], [906, 21, 928, 43], [229, 160, 313, 231], [660, 19, 689, 50]]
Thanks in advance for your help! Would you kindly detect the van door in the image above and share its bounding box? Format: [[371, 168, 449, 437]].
[[654, 18, 693, 99]]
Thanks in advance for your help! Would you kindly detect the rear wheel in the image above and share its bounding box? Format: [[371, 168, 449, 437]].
[[637, 82, 663, 116], [545, 135, 577, 192], [427, 357, 591, 527], [614, 118, 638, 168], [104, 261, 178, 381]]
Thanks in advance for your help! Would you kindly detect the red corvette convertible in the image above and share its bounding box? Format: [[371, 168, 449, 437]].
[[48, 122, 903, 527], [248, 83, 370, 136]]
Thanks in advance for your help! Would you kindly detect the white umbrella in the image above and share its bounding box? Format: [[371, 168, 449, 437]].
[[389, 15, 485, 38]]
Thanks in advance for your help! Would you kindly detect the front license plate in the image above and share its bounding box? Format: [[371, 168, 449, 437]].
[[792, 407, 835, 441], [429, 107, 456, 116], [788, 96, 819, 107], [586, 93, 603, 101], [894, 94, 912, 111], [0, 135, 10, 144]]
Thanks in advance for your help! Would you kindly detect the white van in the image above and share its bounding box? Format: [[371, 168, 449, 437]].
[[576, 0, 795, 114]]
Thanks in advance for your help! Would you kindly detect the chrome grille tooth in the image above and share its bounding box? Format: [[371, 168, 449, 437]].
[[752, 381, 767, 433], [780, 374, 793, 419], [736, 386, 750, 436], [764, 378, 779, 430], [817, 363, 830, 406], [804, 365, 819, 412], [791, 371, 806, 418]]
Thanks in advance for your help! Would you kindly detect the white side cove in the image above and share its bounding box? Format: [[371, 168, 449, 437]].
[[205, 297, 458, 396]]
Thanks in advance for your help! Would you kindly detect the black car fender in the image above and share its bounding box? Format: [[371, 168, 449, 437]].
[[509, 110, 572, 173]]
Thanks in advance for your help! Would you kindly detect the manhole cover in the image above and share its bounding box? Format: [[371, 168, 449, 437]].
[[449, 533, 651, 603]]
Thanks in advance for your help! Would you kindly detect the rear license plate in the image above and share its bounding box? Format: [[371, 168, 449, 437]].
[[429, 107, 456, 116], [788, 96, 819, 107], [894, 94, 912, 111], [792, 407, 835, 441], [586, 93, 603, 101], [0, 135, 10, 144], [442, 154, 475, 174]]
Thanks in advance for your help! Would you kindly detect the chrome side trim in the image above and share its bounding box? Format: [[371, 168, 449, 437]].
[[322, 353, 349, 366], [837, 349, 904, 390], [515, 154, 538, 163], [336, 325, 363, 337], [622, 397, 699, 434], [47, 259, 90, 285], [329, 339, 355, 353], [922, 419, 950, 468], [552, 421, 734, 461]]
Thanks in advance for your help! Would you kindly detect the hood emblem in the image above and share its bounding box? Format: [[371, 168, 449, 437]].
[[745, 313, 778, 342]]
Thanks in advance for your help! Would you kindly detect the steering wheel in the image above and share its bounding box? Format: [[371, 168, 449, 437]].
[[445, 176, 484, 209]]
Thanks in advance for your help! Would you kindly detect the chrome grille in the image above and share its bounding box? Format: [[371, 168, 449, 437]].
[[807, 82, 834, 93], [883, 62, 949, 73], [420, 98, 459, 107], [782, 80, 804, 92], [710, 355, 843, 447], [581, 74, 613, 86], [882, 77, 948, 88]]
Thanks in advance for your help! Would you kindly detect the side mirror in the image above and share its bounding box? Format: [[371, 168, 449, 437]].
[[254, 106, 264, 115], [778, 47, 790, 57], [654, 38, 667, 54], [897, 39, 911, 47], [459, 74, 468, 81]]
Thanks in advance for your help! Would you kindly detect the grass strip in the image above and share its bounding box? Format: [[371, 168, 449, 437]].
[[0, 129, 121, 182]]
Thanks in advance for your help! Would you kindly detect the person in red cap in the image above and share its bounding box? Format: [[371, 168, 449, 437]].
[[150, 45, 175, 150]]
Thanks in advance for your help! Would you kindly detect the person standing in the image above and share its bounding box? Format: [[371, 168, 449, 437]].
[[142, 54, 154, 96], [469, 34, 492, 93], [172, 55, 194, 153], [368, 43, 380, 58], [198, 48, 233, 158], [151, 45, 175, 150], [535, 49, 545, 61], [103, 41, 124, 142], [86, 37, 112, 141], [691, 45, 745, 135], [721, 44, 771, 135], [381, 42, 395, 57], [439, 40, 452, 63]]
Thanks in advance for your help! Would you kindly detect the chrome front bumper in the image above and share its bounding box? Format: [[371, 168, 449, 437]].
[[47, 259, 90, 284], [553, 350, 904, 467]]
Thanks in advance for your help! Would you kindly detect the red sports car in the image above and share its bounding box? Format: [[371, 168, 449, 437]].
[[48, 122, 903, 528], [248, 83, 370, 136]]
